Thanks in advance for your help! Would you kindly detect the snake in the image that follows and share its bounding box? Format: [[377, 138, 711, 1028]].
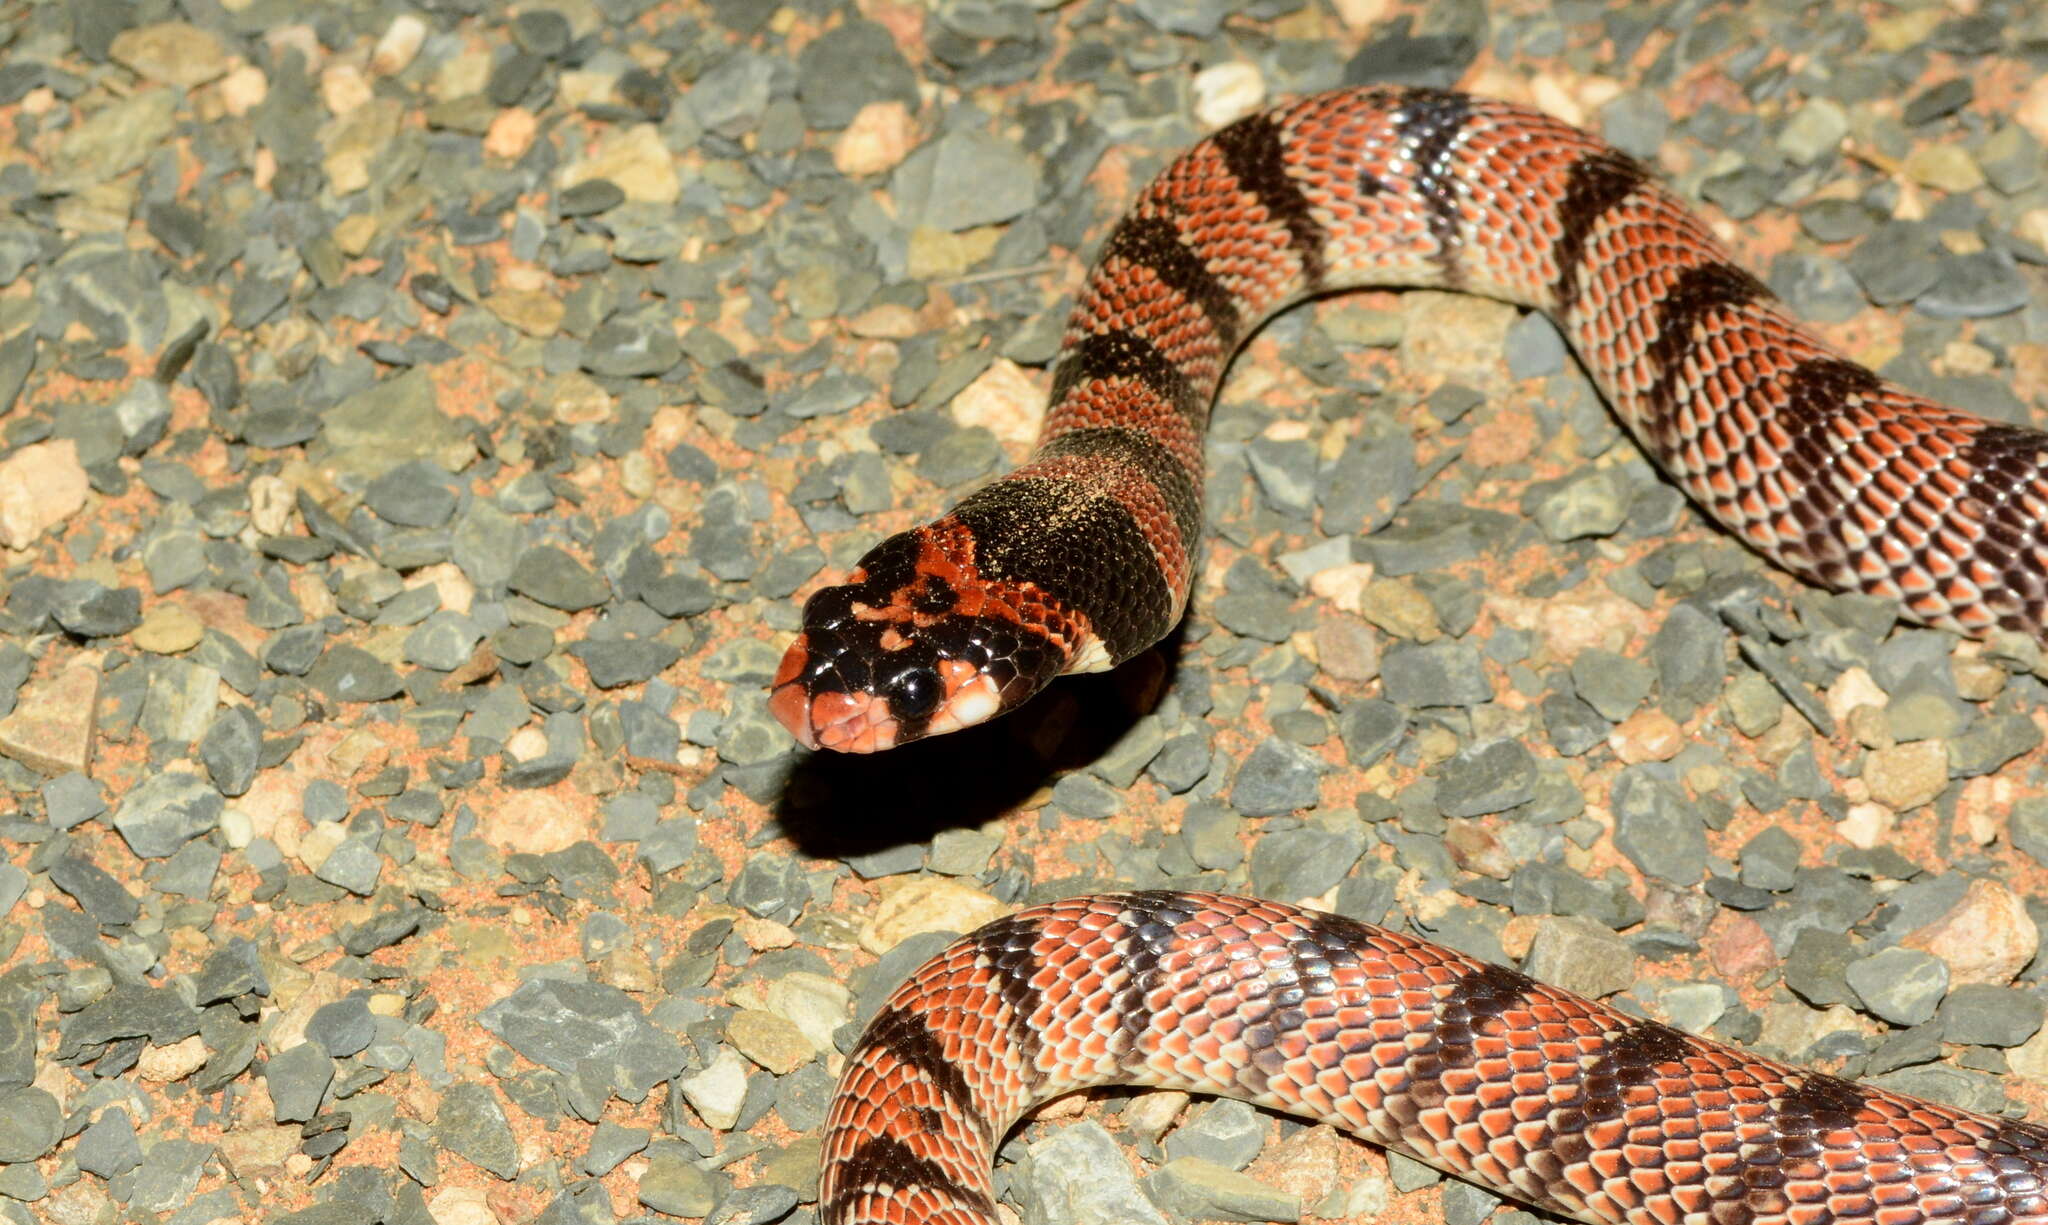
[[768, 86, 2048, 753], [820, 891, 2048, 1225], [777, 86, 2048, 1223]]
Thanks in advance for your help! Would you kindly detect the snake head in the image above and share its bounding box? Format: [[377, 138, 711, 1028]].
[[769, 527, 1073, 753]]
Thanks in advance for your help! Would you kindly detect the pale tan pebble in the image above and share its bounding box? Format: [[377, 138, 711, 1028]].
[[1443, 820, 1514, 879], [247, 474, 293, 535], [409, 563, 475, 616], [109, 21, 233, 88], [834, 100, 917, 177], [1193, 62, 1266, 129], [1306, 562, 1374, 615], [764, 972, 853, 1052], [427, 1186, 501, 1225], [505, 725, 549, 761], [904, 224, 1001, 281], [136, 1034, 209, 1083], [1937, 339, 1995, 377], [1310, 613, 1379, 684], [370, 13, 428, 76], [1952, 652, 2006, 701], [1528, 73, 1585, 127], [948, 358, 1042, 450], [217, 64, 269, 116], [0, 438, 89, 550], [319, 63, 372, 116], [1860, 739, 1947, 810], [602, 947, 657, 993], [859, 878, 1007, 954], [1844, 705, 1892, 751], [1609, 709, 1684, 764], [434, 49, 492, 102], [324, 151, 370, 195], [620, 451, 655, 500], [0, 664, 100, 777], [1328, 0, 1392, 32], [1836, 802, 1896, 850], [2020, 208, 2048, 252], [727, 1011, 811, 1075], [2017, 75, 2048, 146], [1122, 1091, 1189, 1143], [560, 123, 679, 204], [484, 107, 538, 160], [845, 303, 920, 339], [1751, 707, 1815, 766], [1264, 1124, 1344, 1207], [326, 725, 388, 777], [367, 992, 407, 1017], [484, 790, 585, 855], [18, 86, 53, 116], [1536, 595, 1640, 659], [2012, 1021, 2048, 1086], [1871, 6, 1945, 53], [1413, 723, 1459, 767], [557, 70, 619, 110], [1400, 292, 1517, 390], [1356, 577, 1439, 643], [295, 821, 347, 874], [1823, 665, 1887, 725], [1903, 877, 2038, 986], [484, 288, 563, 337], [735, 916, 796, 950], [134, 604, 206, 655]]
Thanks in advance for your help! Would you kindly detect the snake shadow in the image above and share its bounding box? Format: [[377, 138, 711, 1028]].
[[773, 627, 1185, 861]]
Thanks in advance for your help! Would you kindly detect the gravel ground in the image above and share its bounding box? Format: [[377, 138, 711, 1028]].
[[2, 2, 2048, 1224]]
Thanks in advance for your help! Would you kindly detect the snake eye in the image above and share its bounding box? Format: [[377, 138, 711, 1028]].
[[886, 666, 941, 718]]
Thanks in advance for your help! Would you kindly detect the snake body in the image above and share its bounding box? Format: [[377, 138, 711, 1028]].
[[822, 892, 2048, 1225], [794, 87, 2048, 1225], [770, 86, 2048, 753]]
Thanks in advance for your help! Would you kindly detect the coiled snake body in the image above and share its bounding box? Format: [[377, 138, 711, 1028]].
[[822, 892, 2048, 1225], [782, 88, 2048, 1225]]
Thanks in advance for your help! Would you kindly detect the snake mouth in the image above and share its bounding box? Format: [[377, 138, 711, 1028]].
[[769, 649, 1005, 753]]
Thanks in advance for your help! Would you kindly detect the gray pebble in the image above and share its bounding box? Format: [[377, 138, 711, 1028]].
[[112, 771, 222, 859], [705, 1183, 800, 1225], [74, 1105, 141, 1177], [0, 1088, 59, 1163], [264, 1039, 335, 1124], [1844, 946, 1949, 1027], [1228, 737, 1324, 817], [199, 704, 262, 796], [1937, 984, 2045, 1048], [307, 996, 376, 1058], [1541, 692, 1608, 757], [46, 855, 139, 929], [307, 645, 402, 705], [1570, 648, 1653, 722], [1503, 310, 1567, 378], [436, 1082, 520, 1179], [1248, 823, 1365, 898], [511, 546, 611, 611], [1435, 739, 1538, 817], [1610, 767, 1707, 885], [1023, 1121, 1168, 1225], [1380, 642, 1491, 708]]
